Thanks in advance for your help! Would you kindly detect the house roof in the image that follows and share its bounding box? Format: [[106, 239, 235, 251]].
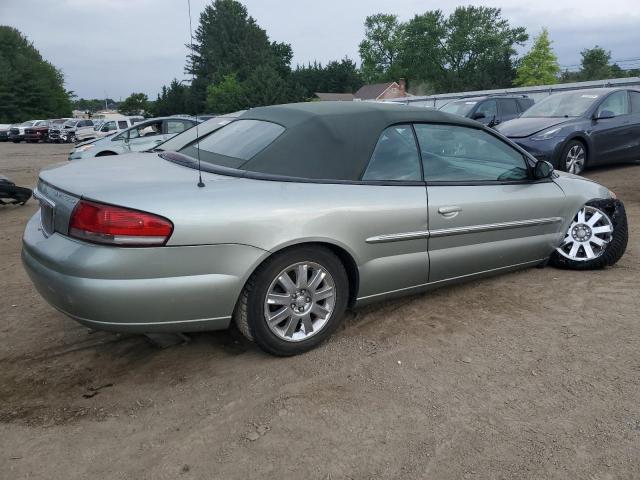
[[314, 92, 355, 101], [354, 82, 395, 100]]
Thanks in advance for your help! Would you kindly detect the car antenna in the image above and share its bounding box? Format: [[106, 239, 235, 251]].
[[187, 0, 205, 188]]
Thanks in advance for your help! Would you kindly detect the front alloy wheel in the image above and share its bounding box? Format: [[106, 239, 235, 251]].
[[563, 142, 586, 175], [551, 200, 628, 270], [556, 205, 613, 261]]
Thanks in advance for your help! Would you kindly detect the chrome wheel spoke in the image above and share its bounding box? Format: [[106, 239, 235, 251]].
[[267, 293, 291, 306], [311, 303, 330, 318], [568, 242, 580, 258], [277, 272, 297, 294], [577, 209, 586, 224], [300, 314, 314, 334], [307, 269, 325, 292], [587, 212, 602, 226], [583, 242, 596, 259], [315, 286, 334, 301], [283, 316, 300, 337], [296, 264, 308, 289], [268, 307, 290, 325], [592, 225, 613, 234], [590, 236, 606, 247]]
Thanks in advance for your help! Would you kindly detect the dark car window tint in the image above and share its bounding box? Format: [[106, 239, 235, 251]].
[[597, 91, 629, 117], [181, 120, 284, 167], [362, 125, 421, 181], [476, 100, 497, 121], [629, 91, 640, 113], [500, 99, 519, 117], [117, 120, 128, 129], [415, 124, 528, 182]]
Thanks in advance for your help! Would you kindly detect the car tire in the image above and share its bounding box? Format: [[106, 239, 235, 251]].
[[95, 151, 117, 156], [559, 140, 587, 175], [550, 200, 627, 270], [234, 246, 349, 356]]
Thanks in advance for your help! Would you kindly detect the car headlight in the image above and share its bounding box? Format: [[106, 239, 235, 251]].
[[531, 126, 562, 141], [75, 144, 94, 152]]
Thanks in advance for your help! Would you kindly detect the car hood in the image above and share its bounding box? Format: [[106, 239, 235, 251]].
[[496, 117, 571, 138]]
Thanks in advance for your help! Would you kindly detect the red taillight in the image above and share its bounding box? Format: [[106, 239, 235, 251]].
[[69, 200, 173, 246]]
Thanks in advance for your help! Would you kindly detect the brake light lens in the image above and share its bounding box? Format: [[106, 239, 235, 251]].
[[69, 200, 173, 246]]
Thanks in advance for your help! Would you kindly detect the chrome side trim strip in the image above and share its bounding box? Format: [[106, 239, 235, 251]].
[[366, 230, 430, 244], [356, 258, 547, 302], [429, 217, 563, 238]]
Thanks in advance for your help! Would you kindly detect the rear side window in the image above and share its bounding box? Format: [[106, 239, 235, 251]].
[[118, 120, 128, 129], [499, 99, 519, 117], [180, 120, 284, 168], [630, 91, 640, 113], [361, 125, 421, 181], [476, 100, 497, 121], [415, 124, 528, 182]]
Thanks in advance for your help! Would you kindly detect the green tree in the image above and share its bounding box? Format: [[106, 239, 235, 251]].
[[291, 58, 363, 98], [363, 7, 527, 94], [358, 14, 406, 83], [205, 74, 246, 113], [399, 11, 446, 93], [0, 26, 72, 122], [514, 28, 560, 86], [186, 0, 297, 111], [153, 79, 191, 116], [118, 92, 149, 115], [438, 6, 527, 91], [579, 46, 612, 81]]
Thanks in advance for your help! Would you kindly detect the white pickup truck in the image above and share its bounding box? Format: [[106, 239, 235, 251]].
[[74, 117, 137, 142]]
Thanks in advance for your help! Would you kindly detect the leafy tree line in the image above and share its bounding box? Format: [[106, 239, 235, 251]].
[[148, 1, 639, 115], [0, 26, 72, 123]]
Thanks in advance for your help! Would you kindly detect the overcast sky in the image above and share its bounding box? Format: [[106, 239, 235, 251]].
[[1, 0, 639, 99]]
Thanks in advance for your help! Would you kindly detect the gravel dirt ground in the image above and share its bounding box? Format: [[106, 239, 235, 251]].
[[1, 142, 639, 480]]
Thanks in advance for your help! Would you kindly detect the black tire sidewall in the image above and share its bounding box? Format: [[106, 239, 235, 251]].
[[245, 246, 349, 356]]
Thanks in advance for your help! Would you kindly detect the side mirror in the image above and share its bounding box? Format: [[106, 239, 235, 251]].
[[471, 112, 486, 120], [534, 160, 554, 179], [594, 109, 615, 120]]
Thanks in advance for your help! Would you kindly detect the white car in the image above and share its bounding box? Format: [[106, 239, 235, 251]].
[[69, 117, 198, 159]]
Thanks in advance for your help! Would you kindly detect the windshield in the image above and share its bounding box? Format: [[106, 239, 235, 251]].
[[156, 117, 230, 151], [522, 92, 601, 118], [20, 121, 35, 127], [63, 120, 78, 127], [440, 100, 477, 116], [178, 120, 284, 168]]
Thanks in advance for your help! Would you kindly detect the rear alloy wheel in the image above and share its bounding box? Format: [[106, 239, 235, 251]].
[[561, 140, 586, 175], [235, 246, 348, 356], [551, 201, 628, 270]]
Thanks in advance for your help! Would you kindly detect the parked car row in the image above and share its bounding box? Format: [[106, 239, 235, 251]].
[[440, 88, 640, 175], [0, 115, 145, 144]]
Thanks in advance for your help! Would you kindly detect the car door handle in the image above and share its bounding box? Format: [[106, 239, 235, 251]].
[[438, 206, 462, 217]]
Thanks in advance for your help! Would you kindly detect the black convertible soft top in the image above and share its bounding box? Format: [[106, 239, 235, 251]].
[[236, 101, 479, 181]]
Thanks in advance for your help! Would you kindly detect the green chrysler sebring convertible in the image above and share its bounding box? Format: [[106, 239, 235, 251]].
[[23, 102, 628, 355]]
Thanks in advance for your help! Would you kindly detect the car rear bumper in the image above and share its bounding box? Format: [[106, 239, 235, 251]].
[[22, 212, 268, 333]]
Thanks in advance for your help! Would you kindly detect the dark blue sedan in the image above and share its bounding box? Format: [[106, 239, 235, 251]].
[[496, 88, 640, 175]]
